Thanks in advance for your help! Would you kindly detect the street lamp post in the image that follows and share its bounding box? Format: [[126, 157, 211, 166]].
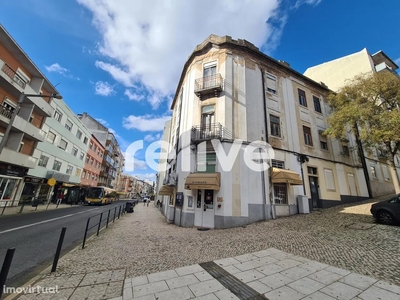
[[0, 92, 62, 155]]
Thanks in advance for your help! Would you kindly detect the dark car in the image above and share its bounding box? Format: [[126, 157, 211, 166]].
[[370, 194, 400, 225]]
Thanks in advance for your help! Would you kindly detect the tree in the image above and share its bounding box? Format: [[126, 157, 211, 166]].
[[325, 71, 400, 193]]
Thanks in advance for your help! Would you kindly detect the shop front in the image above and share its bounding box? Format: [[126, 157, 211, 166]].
[[20, 177, 46, 204], [0, 163, 28, 207]]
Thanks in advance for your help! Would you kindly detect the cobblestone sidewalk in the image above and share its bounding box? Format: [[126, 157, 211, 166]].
[[7, 195, 400, 299]]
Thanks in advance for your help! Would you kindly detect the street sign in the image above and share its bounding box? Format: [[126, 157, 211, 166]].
[[47, 178, 56, 186]]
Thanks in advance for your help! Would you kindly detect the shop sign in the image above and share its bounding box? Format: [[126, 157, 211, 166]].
[[0, 164, 28, 177], [47, 178, 56, 186], [24, 177, 45, 184]]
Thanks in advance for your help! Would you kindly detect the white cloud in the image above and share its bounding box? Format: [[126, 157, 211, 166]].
[[123, 114, 171, 132], [394, 57, 400, 66], [45, 63, 80, 80], [95, 118, 110, 126], [144, 133, 161, 142], [76, 0, 290, 107], [124, 89, 145, 102], [293, 0, 322, 9], [94, 81, 115, 96]]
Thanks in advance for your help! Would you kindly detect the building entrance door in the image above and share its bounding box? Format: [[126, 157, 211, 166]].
[[309, 176, 320, 208], [194, 189, 215, 228]]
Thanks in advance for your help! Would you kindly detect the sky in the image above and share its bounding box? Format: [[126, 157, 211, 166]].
[[1, 0, 399, 182]]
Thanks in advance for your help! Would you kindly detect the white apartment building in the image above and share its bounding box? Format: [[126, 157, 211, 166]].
[[157, 35, 369, 229], [304, 48, 400, 197], [20, 98, 92, 204]]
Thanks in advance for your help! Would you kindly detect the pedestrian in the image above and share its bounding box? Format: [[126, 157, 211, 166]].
[[147, 198, 149, 207], [143, 198, 146, 206]]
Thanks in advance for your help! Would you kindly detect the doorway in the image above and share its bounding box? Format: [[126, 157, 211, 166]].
[[194, 189, 215, 228], [201, 105, 215, 139], [309, 176, 320, 208]]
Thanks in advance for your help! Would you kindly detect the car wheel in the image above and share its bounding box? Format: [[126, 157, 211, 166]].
[[377, 210, 394, 225]]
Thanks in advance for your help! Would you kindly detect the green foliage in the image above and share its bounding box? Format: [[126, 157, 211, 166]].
[[325, 71, 400, 162]]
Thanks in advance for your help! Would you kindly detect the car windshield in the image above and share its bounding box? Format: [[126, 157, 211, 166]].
[[87, 188, 103, 198]]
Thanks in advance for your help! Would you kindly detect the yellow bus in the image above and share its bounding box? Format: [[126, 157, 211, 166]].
[[86, 186, 117, 205]]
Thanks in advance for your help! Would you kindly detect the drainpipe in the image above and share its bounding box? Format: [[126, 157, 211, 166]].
[[261, 69, 275, 219], [354, 123, 373, 198]]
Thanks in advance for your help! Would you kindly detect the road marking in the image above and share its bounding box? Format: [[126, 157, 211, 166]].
[[0, 208, 102, 235]]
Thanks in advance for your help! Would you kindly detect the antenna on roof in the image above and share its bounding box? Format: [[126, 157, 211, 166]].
[[54, 82, 60, 87]]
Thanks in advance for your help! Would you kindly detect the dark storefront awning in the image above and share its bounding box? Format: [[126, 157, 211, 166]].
[[158, 185, 174, 195], [271, 168, 303, 185], [185, 172, 220, 190]]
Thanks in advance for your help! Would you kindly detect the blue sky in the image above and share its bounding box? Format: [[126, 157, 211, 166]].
[[1, 0, 399, 182]]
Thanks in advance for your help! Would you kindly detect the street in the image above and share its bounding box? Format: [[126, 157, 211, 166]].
[[0, 200, 132, 288]]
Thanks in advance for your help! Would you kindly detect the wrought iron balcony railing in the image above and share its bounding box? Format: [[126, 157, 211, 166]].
[[191, 123, 235, 143], [1, 63, 27, 88], [194, 74, 223, 97]]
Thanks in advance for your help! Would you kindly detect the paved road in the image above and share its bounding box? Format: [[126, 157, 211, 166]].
[[0, 200, 133, 288]]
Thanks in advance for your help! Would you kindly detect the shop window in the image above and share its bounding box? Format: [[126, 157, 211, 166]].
[[274, 184, 287, 204]]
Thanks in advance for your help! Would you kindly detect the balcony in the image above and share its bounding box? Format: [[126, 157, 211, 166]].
[[191, 123, 235, 144], [194, 74, 223, 98], [163, 173, 177, 186], [375, 62, 393, 73], [0, 61, 27, 89], [0, 147, 37, 169]]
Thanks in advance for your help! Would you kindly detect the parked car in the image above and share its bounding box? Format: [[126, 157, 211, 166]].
[[370, 194, 400, 225]]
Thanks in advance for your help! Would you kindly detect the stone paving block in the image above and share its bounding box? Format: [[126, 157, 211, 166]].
[[287, 277, 326, 295], [264, 285, 306, 300], [234, 269, 265, 283], [193, 271, 214, 282], [246, 279, 272, 294], [320, 282, 362, 300], [324, 266, 351, 276], [155, 286, 195, 300], [214, 288, 240, 300], [275, 258, 303, 269], [291, 255, 312, 263], [299, 261, 330, 273], [339, 273, 378, 290], [257, 255, 279, 265], [280, 266, 315, 280], [307, 269, 345, 285], [79, 270, 124, 286], [300, 291, 337, 300], [175, 264, 204, 276], [256, 263, 287, 276], [233, 253, 257, 263], [234, 259, 267, 272], [252, 249, 275, 258], [267, 248, 284, 254], [192, 293, 219, 300], [130, 275, 148, 287], [269, 252, 293, 261], [123, 286, 133, 299], [147, 269, 178, 283], [215, 257, 242, 267], [373, 279, 400, 295], [134, 295, 156, 300], [165, 274, 199, 289], [108, 296, 123, 300], [132, 281, 169, 298], [259, 272, 294, 289], [357, 285, 400, 300], [188, 279, 225, 297], [221, 265, 241, 275]]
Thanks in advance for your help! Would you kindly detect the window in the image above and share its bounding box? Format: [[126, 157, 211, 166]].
[[65, 119, 73, 131], [303, 126, 313, 146], [38, 155, 49, 167], [76, 130, 82, 139], [324, 169, 335, 190], [342, 145, 350, 156], [271, 160, 285, 169], [58, 139, 68, 150], [83, 137, 88, 145], [86, 172, 90, 179], [18, 142, 24, 152], [197, 153, 216, 172], [53, 160, 62, 171], [92, 174, 95, 180], [308, 167, 317, 175], [382, 165, 390, 181], [86, 155, 90, 163], [71, 147, 78, 157], [75, 168, 81, 177], [274, 184, 287, 204], [47, 131, 56, 144], [89, 142, 93, 149], [66, 165, 73, 174], [54, 110, 62, 122], [29, 115, 34, 123], [298, 89, 307, 107], [270, 115, 281, 137], [266, 73, 277, 94], [320, 140, 328, 150], [90, 158, 94, 165], [82, 171, 86, 178], [313, 96, 322, 113], [80, 151, 85, 160], [187, 195, 194, 208], [93, 145, 97, 152], [370, 166, 377, 178], [2, 98, 16, 117]]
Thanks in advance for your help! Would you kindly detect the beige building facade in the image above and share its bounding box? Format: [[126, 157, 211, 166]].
[[157, 35, 369, 229]]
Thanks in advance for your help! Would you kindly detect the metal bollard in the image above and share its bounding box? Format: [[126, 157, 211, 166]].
[[97, 213, 103, 236], [106, 210, 111, 228], [82, 218, 90, 249], [0, 248, 16, 299], [51, 227, 67, 272], [18, 203, 25, 213], [1, 201, 8, 216]]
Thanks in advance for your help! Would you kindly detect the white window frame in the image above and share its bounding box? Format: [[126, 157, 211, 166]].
[[54, 110, 63, 122], [76, 130, 82, 139], [266, 73, 277, 95], [58, 139, 68, 150], [38, 154, 49, 167], [66, 165, 73, 174], [65, 119, 73, 131], [71, 147, 78, 157], [324, 169, 336, 191], [46, 131, 56, 144]]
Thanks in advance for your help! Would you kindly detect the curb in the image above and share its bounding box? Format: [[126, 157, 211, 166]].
[[3, 209, 129, 300]]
